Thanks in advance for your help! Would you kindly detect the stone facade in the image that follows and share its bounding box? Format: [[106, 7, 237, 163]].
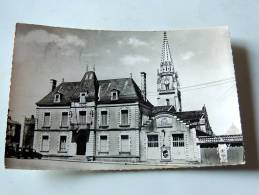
[[140, 113, 201, 163], [33, 71, 153, 162]]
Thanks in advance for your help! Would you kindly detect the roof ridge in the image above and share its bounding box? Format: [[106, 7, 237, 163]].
[[99, 77, 132, 82]]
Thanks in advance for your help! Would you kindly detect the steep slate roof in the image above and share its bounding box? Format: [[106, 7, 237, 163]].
[[70, 71, 98, 102], [152, 105, 176, 115], [36, 82, 79, 106], [175, 110, 204, 123], [98, 78, 153, 107], [175, 109, 213, 136], [36, 72, 153, 107]]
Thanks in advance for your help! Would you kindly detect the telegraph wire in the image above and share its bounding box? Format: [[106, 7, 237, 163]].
[[146, 77, 235, 95], [180, 77, 234, 90]]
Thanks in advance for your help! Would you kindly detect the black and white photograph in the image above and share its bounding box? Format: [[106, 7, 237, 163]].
[[5, 23, 245, 170]]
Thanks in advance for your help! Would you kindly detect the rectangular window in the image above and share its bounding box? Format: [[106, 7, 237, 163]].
[[43, 112, 50, 127], [172, 134, 185, 147], [61, 112, 68, 127], [59, 136, 67, 152], [101, 111, 108, 126], [111, 91, 118, 100], [79, 111, 86, 124], [41, 135, 49, 151], [121, 110, 128, 125], [100, 135, 108, 153], [147, 134, 159, 147], [120, 135, 130, 153]]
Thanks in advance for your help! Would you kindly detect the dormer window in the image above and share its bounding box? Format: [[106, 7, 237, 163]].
[[111, 90, 119, 101], [54, 94, 60, 103], [80, 92, 87, 103]]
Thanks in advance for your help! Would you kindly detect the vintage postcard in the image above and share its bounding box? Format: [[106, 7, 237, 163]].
[[5, 24, 245, 170]]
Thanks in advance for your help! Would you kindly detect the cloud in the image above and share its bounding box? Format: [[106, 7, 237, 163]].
[[120, 55, 150, 66], [105, 49, 111, 54], [117, 37, 148, 47], [127, 37, 148, 47], [117, 40, 123, 46], [181, 51, 194, 60], [18, 30, 86, 56]]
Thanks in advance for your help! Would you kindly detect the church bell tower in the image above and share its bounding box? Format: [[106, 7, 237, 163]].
[[157, 32, 182, 112]]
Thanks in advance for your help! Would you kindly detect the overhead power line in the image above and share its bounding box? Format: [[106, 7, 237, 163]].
[[180, 77, 235, 90], [147, 77, 235, 94]]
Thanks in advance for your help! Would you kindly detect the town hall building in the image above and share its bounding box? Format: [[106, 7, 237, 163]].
[[33, 32, 244, 164]]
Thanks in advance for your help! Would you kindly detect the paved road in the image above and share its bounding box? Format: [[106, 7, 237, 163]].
[[4, 158, 195, 171]]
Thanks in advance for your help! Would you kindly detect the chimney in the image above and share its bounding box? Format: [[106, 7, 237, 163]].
[[50, 79, 57, 92], [140, 72, 147, 101]]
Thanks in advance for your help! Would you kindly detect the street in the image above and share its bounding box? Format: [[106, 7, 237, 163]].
[[4, 158, 204, 171]]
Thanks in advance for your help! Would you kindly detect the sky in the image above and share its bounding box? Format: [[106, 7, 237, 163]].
[[9, 23, 241, 135]]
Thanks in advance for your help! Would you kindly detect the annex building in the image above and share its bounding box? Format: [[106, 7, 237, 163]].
[[33, 32, 244, 164]]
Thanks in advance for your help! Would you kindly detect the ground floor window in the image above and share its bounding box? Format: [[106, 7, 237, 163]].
[[120, 135, 130, 153], [172, 134, 184, 147], [100, 135, 108, 153], [59, 136, 67, 152], [41, 135, 49, 151], [147, 134, 159, 147]]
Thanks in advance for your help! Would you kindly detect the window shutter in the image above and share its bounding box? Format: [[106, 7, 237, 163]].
[[87, 111, 91, 124], [118, 134, 121, 152], [108, 110, 110, 125], [118, 110, 121, 126], [129, 135, 131, 153], [98, 110, 101, 127], [107, 135, 110, 152], [128, 108, 131, 126]]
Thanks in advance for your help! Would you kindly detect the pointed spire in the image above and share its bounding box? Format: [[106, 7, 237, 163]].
[[161, 32, 173, 65]]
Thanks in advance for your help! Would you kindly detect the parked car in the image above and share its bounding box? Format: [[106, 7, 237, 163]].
[[5, 145, 17, 157], [16, 148, 43, 159]]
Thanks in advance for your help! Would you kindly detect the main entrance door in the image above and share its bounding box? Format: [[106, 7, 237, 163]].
[[147, 134, 160, 160], [76, 130, 89, 155]]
